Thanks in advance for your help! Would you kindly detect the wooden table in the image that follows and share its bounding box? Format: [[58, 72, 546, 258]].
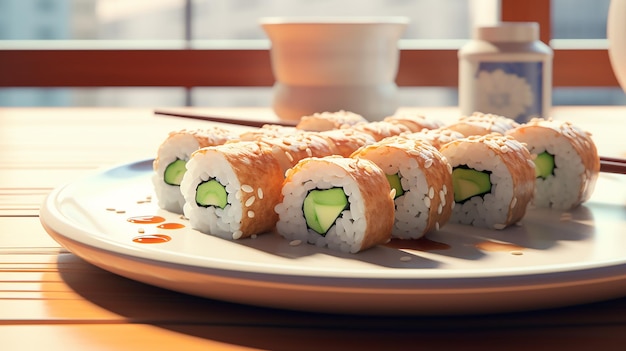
[[1, 106, 626, 350]]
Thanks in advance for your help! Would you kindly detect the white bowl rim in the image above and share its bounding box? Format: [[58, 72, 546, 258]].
[[259, 16, 410, 25]]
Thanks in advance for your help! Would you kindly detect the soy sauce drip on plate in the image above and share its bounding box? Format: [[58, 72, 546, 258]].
[[132, 234, 171, 244], [157, 222, 186, 229], [127, 215, 166, 224]]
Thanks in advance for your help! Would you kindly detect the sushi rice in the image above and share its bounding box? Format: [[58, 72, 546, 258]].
[[507, 118, 600, 210], [180, 141, 283, 239], [440, 134, 535, 229], [351, 136, 454, 239], [152, 127, 235, 213], [275, 156, 394, 253]]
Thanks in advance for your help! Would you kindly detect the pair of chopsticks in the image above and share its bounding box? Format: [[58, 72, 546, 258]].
[[600, 156, 626, 175], [154, 109, 297, 128], [154, 110, 626, 175]]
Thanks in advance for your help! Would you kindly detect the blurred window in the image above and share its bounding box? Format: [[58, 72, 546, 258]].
[[0, 0, 623, 107]]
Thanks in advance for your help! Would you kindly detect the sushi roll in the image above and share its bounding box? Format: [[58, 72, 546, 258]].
[[238, 124, 299, 141], [180, 141, 284, 239], [351, 137, 454, 239], [275, 156, 394, 253], [440, 134, 535, 229], [401, 128, 464, 150], [296, 110, 367, 132], [318, 128, 376, 157], [256, 132, 337, 174], [445, 112, 520, 137], [506, 118, 600, 210], [349, 120, 412, 141], [383, 113, 444, 132], [152, 127, 236, 213]]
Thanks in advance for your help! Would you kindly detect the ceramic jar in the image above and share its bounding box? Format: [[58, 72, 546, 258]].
[[459, 22, 553, 122]]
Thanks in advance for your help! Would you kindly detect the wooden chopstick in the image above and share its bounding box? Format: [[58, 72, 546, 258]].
[[154, 109, 297, 128], [600, 156, 626, 175], [154, 109, 626, 175]]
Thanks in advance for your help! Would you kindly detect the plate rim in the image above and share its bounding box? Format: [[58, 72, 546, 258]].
[[39, 158, 626, 314]]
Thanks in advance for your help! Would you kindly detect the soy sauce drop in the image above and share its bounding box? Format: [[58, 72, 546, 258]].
[[156, 222, 186, 229], [132, 234, 171, 244], [127, 215, 166, 224]]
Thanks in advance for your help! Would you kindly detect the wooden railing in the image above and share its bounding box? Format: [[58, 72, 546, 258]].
[[0, 0, 619, 89]]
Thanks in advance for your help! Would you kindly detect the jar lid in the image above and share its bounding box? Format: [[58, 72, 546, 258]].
[[475, 22, 539, 42]]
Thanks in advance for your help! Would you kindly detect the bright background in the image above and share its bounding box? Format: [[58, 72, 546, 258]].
[[0, 0, 623, 108]]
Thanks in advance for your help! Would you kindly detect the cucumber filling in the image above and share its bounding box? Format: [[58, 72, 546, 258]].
[[195, 179, 228, 209], [452, 166, 492, 203], [534, 151, 555, 179], [163, 159, 187, 186], [386, 173, 405, 199], [302, 188, 348, 235]]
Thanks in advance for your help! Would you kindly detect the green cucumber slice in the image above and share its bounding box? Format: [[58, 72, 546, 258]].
[[195, 179, 228, 208], [386, 173, 404, 198], [163, 159, 187, 186], [303, 188, 348, 235], [452, 167, 492, 202], [534, 151, 555, 179]]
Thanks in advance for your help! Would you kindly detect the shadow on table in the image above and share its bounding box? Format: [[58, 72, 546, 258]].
[[52, 253, 626, 350]]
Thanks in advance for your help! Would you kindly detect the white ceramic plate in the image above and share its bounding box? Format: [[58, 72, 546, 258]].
[[40, 159, 626, 315]]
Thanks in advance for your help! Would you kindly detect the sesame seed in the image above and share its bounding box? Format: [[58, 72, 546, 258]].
[[245, 196, 256, 207], [138, 228, 145, 234], [257, 188, 264, 199], [106, 207, 116, 211], [424, 196, 431, 208], [390, 188, 396, 199], [428, 186, 435, 199], [232, 230, 243, 239], [424, 159, 433, 168], [435, 222, 440, 231], [116, 210, 126, 214], [289, 239, 302, 246], [241, 184, 253, 193], [493, 223, 506, 230], [285, 151, 294, 162], [248, 210, 255, 218]]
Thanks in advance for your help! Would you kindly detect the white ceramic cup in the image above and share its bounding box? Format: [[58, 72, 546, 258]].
[[260, 17, 409, 121]]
